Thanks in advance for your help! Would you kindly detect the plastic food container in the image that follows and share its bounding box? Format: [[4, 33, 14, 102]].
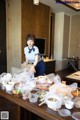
[[29, 93, 38, 103], [45, 93, 62, 111], [64, 100, 74, 109], [72, 112, 80, 120], [58, 109, 71, 116], [5, 84, 14, 91], [22, 91, 31, 100], [73, 97, 80, 108]]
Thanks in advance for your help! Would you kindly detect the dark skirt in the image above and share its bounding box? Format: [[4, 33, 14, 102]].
[[35, 60, 46, 77]]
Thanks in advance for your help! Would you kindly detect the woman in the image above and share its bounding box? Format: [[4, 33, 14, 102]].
[[24, 34, 46, 77]]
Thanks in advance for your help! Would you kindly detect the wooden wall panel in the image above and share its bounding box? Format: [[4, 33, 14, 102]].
[[21, 0, 50, 61]]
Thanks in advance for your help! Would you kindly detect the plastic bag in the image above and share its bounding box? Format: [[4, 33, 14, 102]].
[[53, 74, 61, 84]]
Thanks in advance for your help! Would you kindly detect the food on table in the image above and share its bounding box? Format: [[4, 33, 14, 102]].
[[36, 76, 53, 84], [37, 90, 47, 99], [12, 89, 22, 97], [12, 90, 17, 94], [71, 89, 80, 97], [49, 83, 75, 97], [36, 83, 50, 91], [48, 98, 57, 102]]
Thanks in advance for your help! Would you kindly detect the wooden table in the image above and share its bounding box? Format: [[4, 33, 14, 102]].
[[64, 71, 80, 87], [0, 89, 80, 120]]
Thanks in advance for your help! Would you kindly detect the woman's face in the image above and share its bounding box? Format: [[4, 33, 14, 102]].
[[27, 39, 34, 48]]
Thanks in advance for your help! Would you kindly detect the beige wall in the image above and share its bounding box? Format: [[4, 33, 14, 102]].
[[54, 13, 71, 71], [54, 12, 64, 71], [6, 0, 21, 72], [63, 15, 70, 58], [69, 15, 80, 58]]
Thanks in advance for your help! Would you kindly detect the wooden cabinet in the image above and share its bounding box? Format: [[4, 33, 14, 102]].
[[44, 59, 56, 74], [21, 59, 56, 75]]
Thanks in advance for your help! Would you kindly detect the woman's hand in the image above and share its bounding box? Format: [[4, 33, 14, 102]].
[[30, 65, 36, 73]]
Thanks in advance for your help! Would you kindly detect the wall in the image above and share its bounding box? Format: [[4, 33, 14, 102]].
[[21, 0, 50, 61], [63, 15, 70, 58], [69, 15, 80, 58], [54, 13, 70, 71], [6, 0, 21, 72], [54, 12, 64, 71], [62, 15, 70, 70]]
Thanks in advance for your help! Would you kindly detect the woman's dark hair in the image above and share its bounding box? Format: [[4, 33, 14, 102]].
[[26, 34, 35, 42]]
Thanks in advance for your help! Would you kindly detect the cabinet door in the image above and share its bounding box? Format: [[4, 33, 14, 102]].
[[45, 60, 55, 74], [0, 0, 6, 74]]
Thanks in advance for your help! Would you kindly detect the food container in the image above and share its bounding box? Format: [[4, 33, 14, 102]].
[[64, 100, 74, 109], [72, 112, 80, 120], [58, 109, 71, 116], [73, 97, 80, 108], [71, 88, 80, 97], [22, 91, 31, 100], [5, 84, 14, 91], [37, 76, 47, 84], [29, 93, 38, 103], [45, 93, 62, 111], [63, 96, 72, 104]]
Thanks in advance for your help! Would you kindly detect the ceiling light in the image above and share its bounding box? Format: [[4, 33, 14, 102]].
[[33, 0, 39, 5]]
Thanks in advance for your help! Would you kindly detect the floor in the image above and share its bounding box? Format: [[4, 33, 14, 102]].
[[56, 68, 75, 79]]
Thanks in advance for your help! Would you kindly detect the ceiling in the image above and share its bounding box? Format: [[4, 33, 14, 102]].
[[39, 0, 80, 15], [60, 0, 80, 11]]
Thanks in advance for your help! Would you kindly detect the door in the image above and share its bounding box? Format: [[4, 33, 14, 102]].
[[0, 0, 6, 74]]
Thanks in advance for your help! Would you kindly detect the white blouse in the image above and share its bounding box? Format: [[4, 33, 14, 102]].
[[24, 46, 39, 63]]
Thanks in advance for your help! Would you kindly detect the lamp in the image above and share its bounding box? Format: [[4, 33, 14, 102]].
[[33, 0, 39, 5]]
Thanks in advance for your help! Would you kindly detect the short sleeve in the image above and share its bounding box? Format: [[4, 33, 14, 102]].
[[24, 47, 28, 55], [35, 46, 39, 55], [24, 47, 26, 55]]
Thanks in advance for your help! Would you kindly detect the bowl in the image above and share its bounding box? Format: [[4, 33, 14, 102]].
[[72, 112, 80, 120], [58, 109, 71, 116], [73, 97, 80, 108], [5, 84, 14, 91], [45, 93, 62, 111], [65, 100, 74, 109], [37, 76, 47, 84]]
